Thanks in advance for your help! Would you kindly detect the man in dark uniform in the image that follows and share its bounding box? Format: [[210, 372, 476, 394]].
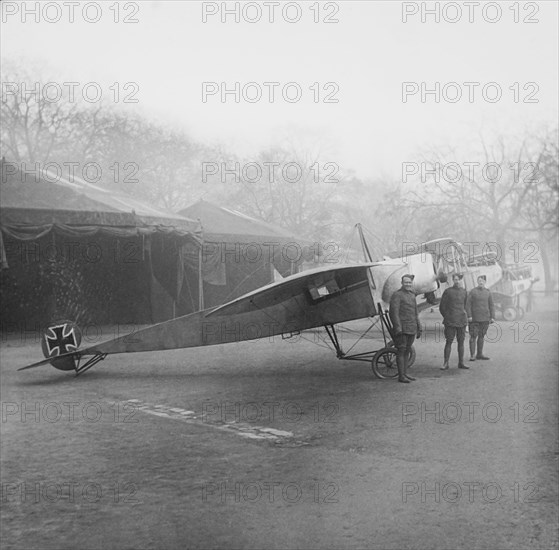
[[439, 273, 468, 370], [466, 275, 495, 361], [389, 274, 421, 383]]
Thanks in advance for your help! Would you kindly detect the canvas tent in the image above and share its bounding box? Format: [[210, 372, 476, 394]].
[[178, 200, 315, 308], [0, 159, 202, 330]]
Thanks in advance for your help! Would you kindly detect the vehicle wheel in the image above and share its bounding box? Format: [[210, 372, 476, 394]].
[[371, 347, 399, 379], [516, 306, 525, 320], [387, 341, 416, 368], [503, 307, 517, 322], [407, 345, 417, 368]]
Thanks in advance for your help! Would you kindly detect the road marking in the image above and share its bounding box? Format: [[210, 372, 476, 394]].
[[122, 399, 295, 442]]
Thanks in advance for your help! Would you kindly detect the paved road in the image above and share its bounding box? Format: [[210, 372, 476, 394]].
[[1, 299, 557, 549]]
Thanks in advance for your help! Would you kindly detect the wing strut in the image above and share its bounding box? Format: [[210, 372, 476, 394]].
[[324, 325, 344, 358]]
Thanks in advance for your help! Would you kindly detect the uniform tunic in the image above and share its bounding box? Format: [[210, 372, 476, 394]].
[[389, 287, 420, 335], [466, 287, 495, 322], [439, 286, 468, 327]]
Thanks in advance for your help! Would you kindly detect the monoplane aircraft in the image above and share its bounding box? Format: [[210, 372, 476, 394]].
[[416, 237, 538, 319], [465, 250, 537, 321], [19, 226, 448, 378]]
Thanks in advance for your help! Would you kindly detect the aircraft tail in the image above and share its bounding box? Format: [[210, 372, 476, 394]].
[[38, 320, 83, 371]]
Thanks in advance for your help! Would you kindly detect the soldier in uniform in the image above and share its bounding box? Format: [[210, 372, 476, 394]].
[[389, 274, 421, 383], [466, 275, 495, 361], [439, 273, 468, 370]]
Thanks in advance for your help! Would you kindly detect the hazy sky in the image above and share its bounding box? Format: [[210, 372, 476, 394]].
[[2, 0, 558, 179]]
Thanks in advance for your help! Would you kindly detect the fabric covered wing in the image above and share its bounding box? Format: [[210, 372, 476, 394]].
[[204, 264, 377, 334]]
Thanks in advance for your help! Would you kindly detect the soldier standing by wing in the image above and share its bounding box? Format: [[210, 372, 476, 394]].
[[389, 274, 421, 383]]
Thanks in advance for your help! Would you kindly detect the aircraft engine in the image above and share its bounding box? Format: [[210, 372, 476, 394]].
[[406, 253, 439, 293], [375, 253, 439, 303]]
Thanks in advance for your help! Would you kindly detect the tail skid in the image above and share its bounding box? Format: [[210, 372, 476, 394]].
[[73, 353, 108, 376]]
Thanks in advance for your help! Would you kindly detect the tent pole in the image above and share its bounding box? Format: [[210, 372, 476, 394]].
[[50, 229, 57, 319], [198, 224, 204, 311]]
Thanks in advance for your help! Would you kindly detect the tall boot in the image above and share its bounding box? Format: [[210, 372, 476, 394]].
[[477, 337, 489, 360], [469, 336, 476, 361], [404, 351, 415, 380], [441, 342, 451, 370], [457, 338, 467, 368], [397, 350, 409, 383]]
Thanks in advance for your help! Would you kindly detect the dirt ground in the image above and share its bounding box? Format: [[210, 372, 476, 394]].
[[1, 296, 558, 550]]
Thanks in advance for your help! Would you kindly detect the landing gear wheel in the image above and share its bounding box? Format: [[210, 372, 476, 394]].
[[372, 347, 398, 379], [503, 307, 517, 322], [407, 345, 416, 368], [516, 306, 525, 320], [386, 341, 416, 368]]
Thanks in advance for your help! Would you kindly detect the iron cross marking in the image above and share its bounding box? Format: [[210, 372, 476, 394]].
[[45, 324, 78, 356]]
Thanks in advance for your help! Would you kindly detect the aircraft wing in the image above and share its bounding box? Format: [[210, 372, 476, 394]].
[[207, 263, 376, 318]]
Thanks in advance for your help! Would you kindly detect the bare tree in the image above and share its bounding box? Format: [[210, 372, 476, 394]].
[[1, 64, 213, 212], [394, 129, 558, 291], [225, 143, 365, 242], [519, 128, 559, 294], [1, 66, 87, 164]]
